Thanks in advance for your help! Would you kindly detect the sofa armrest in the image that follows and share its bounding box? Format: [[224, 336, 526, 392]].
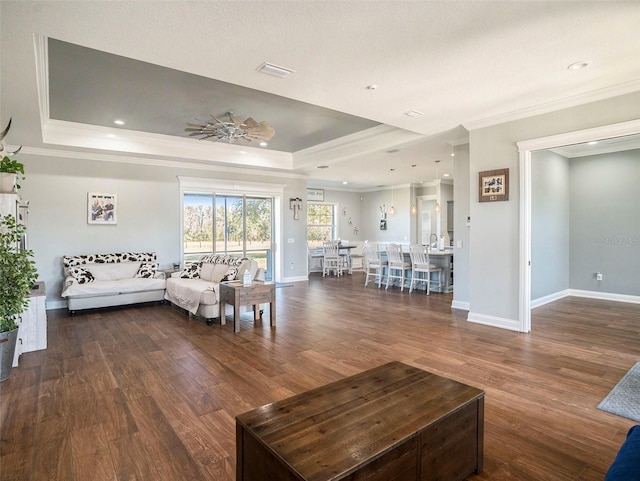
[[155, 271, 166, 280]]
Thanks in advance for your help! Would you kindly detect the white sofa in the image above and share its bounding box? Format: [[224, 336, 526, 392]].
[[164, 254, 264, 325], [61, 252, 166, 314]]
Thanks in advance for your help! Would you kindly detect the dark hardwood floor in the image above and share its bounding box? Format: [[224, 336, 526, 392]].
[[2, 273, 639, 480]]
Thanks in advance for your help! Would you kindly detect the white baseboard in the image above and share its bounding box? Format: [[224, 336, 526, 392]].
[[281, 275, 308, 284], [568, 289, 640, 304], [467, 312, 521, 332], [531, 289, 571, 309], [46, 300, 67, 310], [451, 300, 470, 311], [531, 289, 640, 308]]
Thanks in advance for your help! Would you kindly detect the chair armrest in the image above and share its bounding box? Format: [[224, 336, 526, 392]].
[[155, 271, 166, 280], [254, 268, 265, 282]]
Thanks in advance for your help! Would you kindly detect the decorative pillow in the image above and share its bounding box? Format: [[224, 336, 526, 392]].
[[69, 267, 95, 284], [180, 263, 201, 279], [220, 266, 238, 282], [135, 263, 158, 278]]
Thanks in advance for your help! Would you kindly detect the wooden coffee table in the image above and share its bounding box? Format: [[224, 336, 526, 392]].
[[236, 361, 484, 481], [219, 280, 275, 333]]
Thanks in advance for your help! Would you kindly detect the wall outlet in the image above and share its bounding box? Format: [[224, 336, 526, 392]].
[[290, 262, 295, 269], [596, 272, 603, 281], [456, 240, 463, 248], [288, 238, 295, 243]]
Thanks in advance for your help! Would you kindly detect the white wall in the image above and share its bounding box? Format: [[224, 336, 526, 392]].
[[468, 91, 640, 330], [360, 186, 411, 244], [452, 143, 470, 308], [316, 189, 364, 243], [20, 152, 307, 307], [569, 149, 640, 295], [531, 149, 570, 300]]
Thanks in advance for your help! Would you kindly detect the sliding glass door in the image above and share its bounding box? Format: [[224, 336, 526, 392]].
[[183, 193, 274, 280]]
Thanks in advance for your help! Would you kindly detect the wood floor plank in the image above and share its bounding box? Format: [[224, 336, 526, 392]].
[[2, 275, 640, 480]]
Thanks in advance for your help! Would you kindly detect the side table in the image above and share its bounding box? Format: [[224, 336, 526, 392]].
[[219, 280, 275, 333]]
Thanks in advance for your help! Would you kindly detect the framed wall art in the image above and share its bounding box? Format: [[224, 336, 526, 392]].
[[479, 168, 509, 203], [88, 192, 117, 224]]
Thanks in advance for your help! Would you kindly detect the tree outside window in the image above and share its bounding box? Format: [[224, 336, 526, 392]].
[[307, 203, 336, 248]]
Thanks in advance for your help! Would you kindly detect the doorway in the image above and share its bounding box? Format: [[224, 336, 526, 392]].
[[517, 119, 640, 332], [416, 195, 438, 245]]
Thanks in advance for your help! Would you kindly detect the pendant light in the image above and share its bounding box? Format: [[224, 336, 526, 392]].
[[433, 160, 441, 213], [389, 168, 396, 215]]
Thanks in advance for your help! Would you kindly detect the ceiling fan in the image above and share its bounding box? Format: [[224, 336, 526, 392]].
[[185, 112, 275, 144]]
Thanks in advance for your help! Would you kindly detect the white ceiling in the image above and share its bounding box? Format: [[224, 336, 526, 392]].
[[1, 1, 639, 190]]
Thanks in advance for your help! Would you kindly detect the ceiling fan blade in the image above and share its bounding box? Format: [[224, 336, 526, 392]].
[[243, 117, 259, 128], [245, 122, 275, 141], [228, 112, 245, 127]]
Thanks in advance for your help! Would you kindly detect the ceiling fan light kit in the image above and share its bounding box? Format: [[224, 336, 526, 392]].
[[185, 112, 275, 144]]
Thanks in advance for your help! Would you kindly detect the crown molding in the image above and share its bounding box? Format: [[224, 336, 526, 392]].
[[18, 145, 308, 180], [292, 124, 424, 169], [464, 79, 640, 131], [517, 118, 640, 152]]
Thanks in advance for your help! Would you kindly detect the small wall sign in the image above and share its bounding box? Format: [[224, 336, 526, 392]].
[[307, 188, 324, 202]]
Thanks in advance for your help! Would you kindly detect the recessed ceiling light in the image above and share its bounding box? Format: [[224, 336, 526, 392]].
[[259, 141, 268, 147], [240, 150, 247, 154], [113, 119, 125, 125], [257, 62, 295, 78], [450, 153, 455, 157], [567, 61, 591, 70], [443, 173, 450, 177], [404, 110, 424, 118], [342, 181, 349, 185], [366, 84, 378, 90], [317, 165, 330, 169], [588, 141, 599, 145]]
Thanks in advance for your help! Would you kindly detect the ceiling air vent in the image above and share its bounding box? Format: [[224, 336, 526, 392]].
[[258, 62, 295, 78]]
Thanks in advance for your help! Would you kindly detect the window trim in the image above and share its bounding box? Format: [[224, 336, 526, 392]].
[[178, 176, 284, 282], [307, 201, 338, 246]]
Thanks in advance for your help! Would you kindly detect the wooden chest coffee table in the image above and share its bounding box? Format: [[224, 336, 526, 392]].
[[236, 361, 484, 481], [219, 280, 275, 333]]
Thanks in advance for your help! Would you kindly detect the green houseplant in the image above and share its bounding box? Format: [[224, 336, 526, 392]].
[[0, 214, 38, 381]]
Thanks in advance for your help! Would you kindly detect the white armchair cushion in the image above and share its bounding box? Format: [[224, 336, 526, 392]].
[[88, 262, 141, 281], [202, 263, 230, 282]]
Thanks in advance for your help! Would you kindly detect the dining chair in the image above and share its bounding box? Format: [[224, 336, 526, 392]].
[[408, 244, 443, 294], [385, 243, 411, 290], [322, 241, 346, 277], [348, 241, 366, 273], [363, 243, 387, 288]]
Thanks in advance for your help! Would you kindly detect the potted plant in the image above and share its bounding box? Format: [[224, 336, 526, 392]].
[[0, 214, 38, 381], [0, 118, 24, 193]]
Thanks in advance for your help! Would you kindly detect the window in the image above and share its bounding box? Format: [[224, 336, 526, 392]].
[[183, 193, 274, 280], [307, 203, 337, 248]]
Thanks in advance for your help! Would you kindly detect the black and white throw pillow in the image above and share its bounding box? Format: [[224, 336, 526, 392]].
[[180, 263, 201, 279], [69, 267, 95, 284], [220, 266, 238, 282], [135, 263, 158, 278]]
